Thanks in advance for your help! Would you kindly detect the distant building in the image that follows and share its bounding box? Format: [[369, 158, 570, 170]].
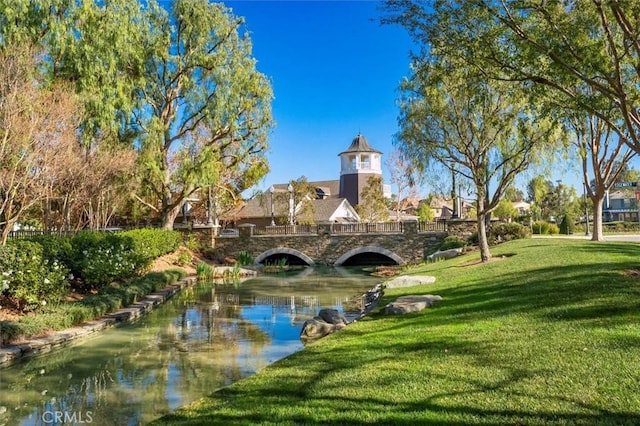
[[429, 196, 473, 220], [338, 133, 390, 206], [512, 201, 531, 216], [226, 133, 389, 225], [604, 190, 639, 222]]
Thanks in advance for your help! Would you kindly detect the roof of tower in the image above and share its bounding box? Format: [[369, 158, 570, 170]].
[[338, 133, 382, 156]]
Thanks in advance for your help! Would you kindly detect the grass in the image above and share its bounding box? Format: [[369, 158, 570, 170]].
[[152, 238, 640, 425]]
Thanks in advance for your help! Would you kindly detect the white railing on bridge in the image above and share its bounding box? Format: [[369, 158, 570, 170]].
[[418, 221, 448, 232], [253, 224, 318, 236], [331, 222, 403, 234], [244, 220, 447, 237]]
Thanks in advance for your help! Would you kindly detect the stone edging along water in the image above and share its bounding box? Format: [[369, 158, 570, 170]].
[[0, 276, 197, 368]]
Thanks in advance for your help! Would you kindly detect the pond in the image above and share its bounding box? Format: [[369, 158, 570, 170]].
[[0, 266, 383, 425]]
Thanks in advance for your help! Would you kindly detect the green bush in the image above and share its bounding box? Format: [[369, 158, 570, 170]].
[[439, 236, 467, 251], [0, 240, 69, 310], [0, 269, 186, 344], [492, 222, 531, 241], [70, 232, 139, 288], [120, 228, 182, 265], [532, 221, 560, 235], [559, 213, 576, 235], [63, 229, 182, 289]]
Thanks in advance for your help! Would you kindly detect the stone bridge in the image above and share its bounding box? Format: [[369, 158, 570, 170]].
[[188, 221, 476, 266]]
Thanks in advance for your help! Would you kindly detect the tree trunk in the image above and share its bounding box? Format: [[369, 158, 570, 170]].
[[0, 217, 17, 245], [161, 203, 181, 230], [591, 196, 605, 241], [477, 213, 492, 262]]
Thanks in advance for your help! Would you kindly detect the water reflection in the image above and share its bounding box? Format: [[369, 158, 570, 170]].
[[0, 267, 381, 425]]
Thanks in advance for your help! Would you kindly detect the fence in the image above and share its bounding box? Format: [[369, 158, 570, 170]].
[[330, 222, 404, 234], [253, 224, 318, 236], [7, 228, 124, 240], [418, 221, 448, 232], [248, 221, 446, 236]]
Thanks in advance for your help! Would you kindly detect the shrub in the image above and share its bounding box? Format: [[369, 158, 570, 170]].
[[119, 228, 182, 267], [0, 240, 69, 310], [70, 232, 139, 289], [492, 222, 531, 242], [237, 251, 254, 266], [66, 229, 182, 289], [532, 221, 560, 235], [439, 236, 467, 251], [559, 213, 576, 235], [173, 249, 193, 266], [0, 269, 186, 344]]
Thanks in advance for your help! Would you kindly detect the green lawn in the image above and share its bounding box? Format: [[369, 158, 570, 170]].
[[153, 239, 640, 425]]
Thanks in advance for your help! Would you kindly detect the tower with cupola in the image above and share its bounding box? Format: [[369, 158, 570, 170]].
[[338, 133, 383, 207]]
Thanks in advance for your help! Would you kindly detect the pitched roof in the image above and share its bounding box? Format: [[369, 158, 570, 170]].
[[225, 194, 358, 222], [269, 180, 340, 199], [338, 133, 382, 155], [309, 198, 356, 222]]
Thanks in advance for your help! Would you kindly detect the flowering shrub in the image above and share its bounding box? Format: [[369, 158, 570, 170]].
[[76, 233, 140, 288], [0, 240, 69, 310], [66, 229, 182, 289]]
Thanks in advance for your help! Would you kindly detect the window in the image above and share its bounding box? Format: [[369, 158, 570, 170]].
[[361, 155, 370, 169]]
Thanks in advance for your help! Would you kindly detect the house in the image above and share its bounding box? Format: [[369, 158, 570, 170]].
[[512, 201, 531, 216], [429, 196, 473, 220], [228, 192, 360, 226], [223, 133, 389, 226], [603, 190, 639, 222]]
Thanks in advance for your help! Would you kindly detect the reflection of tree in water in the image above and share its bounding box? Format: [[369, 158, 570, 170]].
[[0, 271, 376, 425]]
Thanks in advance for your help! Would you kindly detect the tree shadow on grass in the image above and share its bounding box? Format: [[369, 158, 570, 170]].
[[153, 241, 640, 425], [154, 334, 640, 425]]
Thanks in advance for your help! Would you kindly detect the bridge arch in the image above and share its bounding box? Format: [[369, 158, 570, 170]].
[[255, 247, 315, 266], [334, 245, 404, 266]]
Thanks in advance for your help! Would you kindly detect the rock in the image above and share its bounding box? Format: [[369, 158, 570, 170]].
[[300, 317, 336, 340], [426, 248, 463, 261], [318, 308, 347, 329], [385, 294, 443, 315], [385, 275, 436, 289]]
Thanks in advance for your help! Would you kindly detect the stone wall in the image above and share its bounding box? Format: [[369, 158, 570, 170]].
[[187, 221, 451, 265], [446, 219, 478, 239]]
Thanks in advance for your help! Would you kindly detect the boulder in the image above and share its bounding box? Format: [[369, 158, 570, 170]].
[[300, 317, 336, 340], [318, 308, 347, 329], [426, 248, 463, 261], [385, 275, 436, 289], [385, 294, 443, 315]]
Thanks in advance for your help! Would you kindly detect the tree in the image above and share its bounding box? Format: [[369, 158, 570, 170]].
[[571, 111, 635, 241], [504, 185, 525, 202], [395, 57, 560, 262], [417, 202, 435, 222], [0, 46, 79, 244], [385, 150, 418, 222], [0, 0, 149, 146], [494, 199, 518, 223], [133, 0, 273, 229], [384, 1, 640, 158], [275, 177, 316, 225], [357, 176, 389, 223]]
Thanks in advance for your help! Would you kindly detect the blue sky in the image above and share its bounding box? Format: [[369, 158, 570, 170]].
[[223, 0, 416, 194]]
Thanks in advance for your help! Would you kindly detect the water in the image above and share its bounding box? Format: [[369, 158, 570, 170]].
[[0, 267, 382, 426]]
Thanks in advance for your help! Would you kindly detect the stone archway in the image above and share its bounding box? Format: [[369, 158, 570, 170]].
[[255, 247, 315, 266], [334, 245, 404, 266]]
